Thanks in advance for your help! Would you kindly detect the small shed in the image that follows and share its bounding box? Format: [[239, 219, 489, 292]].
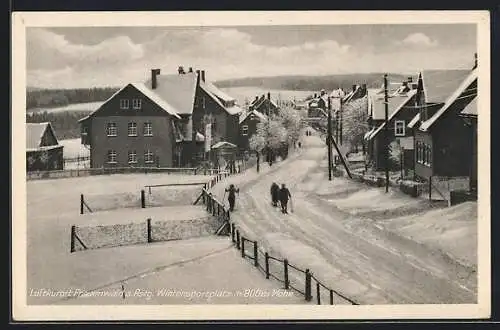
[[26, 122, 64, 172], [210, 141, 238, 172]]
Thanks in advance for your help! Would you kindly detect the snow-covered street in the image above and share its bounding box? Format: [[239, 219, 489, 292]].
[[209, 132, 477, 304]]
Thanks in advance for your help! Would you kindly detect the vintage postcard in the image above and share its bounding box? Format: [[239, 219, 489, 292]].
[[12, 10, 490, 321]]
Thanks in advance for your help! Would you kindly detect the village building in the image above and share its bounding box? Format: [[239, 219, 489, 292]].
[[409, 67, 477, 186], [459, 98, 478, 193], [79, 67, 242, 168], [249, 92, 280, 117], [342, 84, 368, 104], [237, 109, 268, 152], [307, 90, 328, 118], [26, 122, 64, 172], [364, 76, 419, 172]]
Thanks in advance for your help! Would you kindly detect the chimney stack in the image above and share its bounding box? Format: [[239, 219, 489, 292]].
[[267, 92, 271, 100], [201, 70, 206, 82], [196, 70, 201, 85], [352, 84, 357, 92], [188, 67, 193, 73], [151, 68, 160, 89], [178, 66, 185, 75], [255, 96, 258, 101], [408, 76, 413, 83]]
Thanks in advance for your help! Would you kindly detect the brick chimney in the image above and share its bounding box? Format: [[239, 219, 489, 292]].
[[201, 70, 206, 82], [151, 69, 160, 89], [196, 70, 201, 85]]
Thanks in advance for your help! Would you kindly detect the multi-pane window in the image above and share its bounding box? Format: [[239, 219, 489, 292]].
[[120, 99, 129, 109], [106, 122, 117, 137], [128, 150, 137, 164], [241, 125, 249, 136], [128, 122, 138, 136], [144, 122, 153, 136], [132, 99, 142, 109], [144, 150, 154, 163], [424, 145, 432, 166], [107, 150, 117, 163], [394, 120, 405, 136]]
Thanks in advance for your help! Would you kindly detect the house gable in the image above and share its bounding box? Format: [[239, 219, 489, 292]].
[[89, 84, 181, 119], [26, 122, 59, 150]]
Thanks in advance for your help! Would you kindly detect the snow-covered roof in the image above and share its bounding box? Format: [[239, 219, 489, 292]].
[[366, 90, 418, 140], [239, 110, 268, 124], [82, 82, 182, 120], [421, 69, 471, 104], [200, 82, 243, 115], [460, 97, 477, 117], [144, 72, 197, 115], [26, 122, 60, 150], [363, 128, 375, 140], [420, 68, 477, 131], [211, 141, 237, 149], [407, 113, 421, 129], [201, 81, 235, 103], [369, 89, 417, 121]]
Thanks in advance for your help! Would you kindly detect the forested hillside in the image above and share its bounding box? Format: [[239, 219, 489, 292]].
[[214, 73, 408, 91], [26, 87, 119, 109], [26, 111, 92, 140]]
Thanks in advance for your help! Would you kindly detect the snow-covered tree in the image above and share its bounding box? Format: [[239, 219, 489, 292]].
[[342, 95, 369, 152], [278, 106, 304, 146]]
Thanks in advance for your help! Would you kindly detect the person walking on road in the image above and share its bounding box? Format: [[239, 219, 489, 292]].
[[225, 184, 240, 212], [270, 182, 280, 207], [279, 183, 292, 214]]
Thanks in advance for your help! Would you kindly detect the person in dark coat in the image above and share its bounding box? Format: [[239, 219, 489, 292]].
[[270, 182, 280, 207], [225, 184, 240, 212], [279, 184, 292, 214]]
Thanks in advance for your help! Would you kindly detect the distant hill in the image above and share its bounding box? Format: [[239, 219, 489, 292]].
[[214, 73, 411, 91]]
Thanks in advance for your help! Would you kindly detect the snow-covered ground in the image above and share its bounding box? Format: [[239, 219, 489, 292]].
[[27, 172, 303, 305], [60, 138, 90, 159], [207, 131, 477, 304]]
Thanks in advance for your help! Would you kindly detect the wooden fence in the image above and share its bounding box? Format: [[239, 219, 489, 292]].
[[227, 222, 358, 305], [27, 166, 199, 181]]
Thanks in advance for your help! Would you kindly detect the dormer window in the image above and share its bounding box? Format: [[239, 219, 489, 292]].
[[120, 99, 129, 109]]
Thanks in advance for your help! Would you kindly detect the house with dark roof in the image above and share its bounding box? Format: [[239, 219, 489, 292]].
[[409, 67, 477, 182], [307, 90, 329, 118], [237, 109, 268, 152], [26, 122, 64, 172], [79, 67, 243, 168], [364, 76, 419, 171], [342, 84, 368, 104], [249, 92, 280, 117]]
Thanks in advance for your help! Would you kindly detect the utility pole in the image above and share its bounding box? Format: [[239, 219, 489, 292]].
[[384, 74, 389, 193], [327, 97, 333, 181], [339, 100, 343, 146]]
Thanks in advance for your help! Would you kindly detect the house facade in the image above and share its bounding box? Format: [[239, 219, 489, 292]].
[[364, 77, 419, 172], [412, 68, 477, 181], [26, 122, 64, 171], [80, 67, 242, 168], [249, 92, 279, 117], [237, 110, 268, 152]]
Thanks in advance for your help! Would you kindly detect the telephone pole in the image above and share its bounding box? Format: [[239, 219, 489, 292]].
[[327, 97, 333, 181], [384, 74, 389, 193], [339, 100, 343, 146]]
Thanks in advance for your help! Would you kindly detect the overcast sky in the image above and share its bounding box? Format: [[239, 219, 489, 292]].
[[27, 24, 477, 88]]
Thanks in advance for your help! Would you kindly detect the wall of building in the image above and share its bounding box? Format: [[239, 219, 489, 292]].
[[90, 116, 174, 168], [414, 130, 433, 179], [26, 147, 64, 172]]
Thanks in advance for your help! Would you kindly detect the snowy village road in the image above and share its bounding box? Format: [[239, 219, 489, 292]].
[[212, 133, 477, 305]]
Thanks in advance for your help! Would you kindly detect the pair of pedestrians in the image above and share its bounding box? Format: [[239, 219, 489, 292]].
[[270, 183, 292, 214]]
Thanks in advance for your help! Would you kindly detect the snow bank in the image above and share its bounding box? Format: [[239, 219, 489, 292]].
[[379, 202, 478, 269]]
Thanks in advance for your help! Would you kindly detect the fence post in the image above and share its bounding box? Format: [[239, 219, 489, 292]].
[[70, 225, 76, 253], [330, 289, 334, 305], [236, 230, 240, 249], [241, 238, 245, 258], [265, 252, 270, 279], [316, 282, 321, 305], [284, 259, 289, 290], [231, 223, 235, 243], [80, 194, 84, 214], [253, 241, 258, 267], [147, 218, 152, 243], [141, 190, 146, 208], [305, 269, 312, 301]]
